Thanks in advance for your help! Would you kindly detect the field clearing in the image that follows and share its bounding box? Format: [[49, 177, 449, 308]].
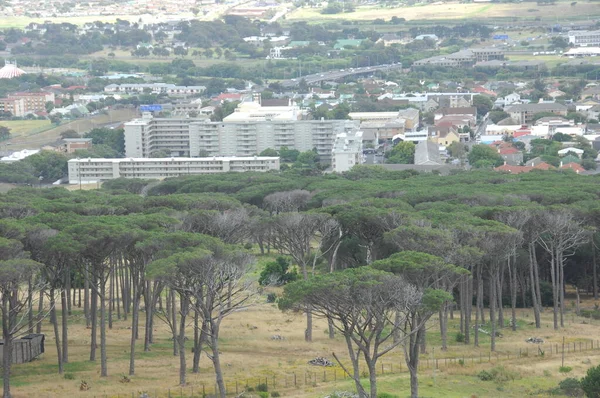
[[5, 108, 137, 151], [0, 120, 51, 137], [3, 264, 600, 398], [287, 1, 600, 22], [507, 54, 566, 67]]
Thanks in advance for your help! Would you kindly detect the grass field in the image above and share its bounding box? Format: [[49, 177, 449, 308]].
[[3, 254, 600, 398], [287, 1, 600, 22], [0, 120, 51, 137], [4, 108, 137, 151]]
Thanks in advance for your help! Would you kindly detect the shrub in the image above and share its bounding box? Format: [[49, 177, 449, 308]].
[[64, 373, 75, 380], [478, 370, 494, 381], [271, 392, 281, 397], [257, 383, 268, 392], [246, 386, 255, 392], [488, 366, 519, 383], [244, 242, 253, 250], [378, 394, 399, 398], [558, 377, 583, 397], [581, 364, 600, 398], [559, 366, 573, 374], [258, 393, 269, 398], [455, 332, 465, 343], [266, 293, 277, 303], [458, 359, 465, 366], [258, 257, 298, 286]]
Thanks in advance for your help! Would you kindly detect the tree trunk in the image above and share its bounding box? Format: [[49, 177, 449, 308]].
[[327, 318, 335, 339], [193, 315, 207, 373], [509, 254, 517, 332], [490, 267, 497, 352], [171, 289, 178, 356], [210, 322, 226, 398], [593, 236, 598, 300], [440, 302, 448, 351], [100, 277, 108, 377], [90, 276, 97, 361], [27, 278, 33, 334], [50, 289, 63, 374], [475, 266, 483, 347], [559, 251, 565, 328], [108, 262, 114, 330], [3, 294, 12, 398], [35, 290, 44, 334], [528, 243, 541, 328], [84, 264, 90, 328], [368, 359, 378, 398], [129, 277, 139, 376], [305, 309, 312, 342], [549, 248, 559, 330], [178, 294, 188, 386], [407, 323, 423, 398], [144, 280, 152, 352], [61, 287, 69, 364]]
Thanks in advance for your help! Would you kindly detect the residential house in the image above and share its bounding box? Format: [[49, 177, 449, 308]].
[[558, 147, 584, 158], [560, 162, 586, 173], [414, 140, 442, 165], [429, 126, 461, 146]]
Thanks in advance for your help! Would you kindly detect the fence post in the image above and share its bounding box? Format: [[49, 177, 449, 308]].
[[294, 372, 297, 387], [334, 369, 337, 381], [382, 363, 384, 375], [323, 370, 326, 382], [202, 384, 205, 397]]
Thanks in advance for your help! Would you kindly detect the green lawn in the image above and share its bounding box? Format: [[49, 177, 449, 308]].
[[0, 120, 51, 137]]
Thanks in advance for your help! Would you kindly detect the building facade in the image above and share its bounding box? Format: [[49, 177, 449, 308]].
[[68, 156, 280, 184], [568, 30, 600, 47], [124, 112, 360, 163], [331, 131, 363, 173]]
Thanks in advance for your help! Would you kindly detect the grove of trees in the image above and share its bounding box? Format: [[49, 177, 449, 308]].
[[1, 167, 600, 397]]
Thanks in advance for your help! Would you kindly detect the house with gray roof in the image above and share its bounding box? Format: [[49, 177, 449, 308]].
[[506, 102, 568, 125], [414, 140, 442, 165]]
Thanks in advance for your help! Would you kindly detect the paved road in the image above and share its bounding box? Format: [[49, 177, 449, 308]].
[[282, 63, 404, 88]]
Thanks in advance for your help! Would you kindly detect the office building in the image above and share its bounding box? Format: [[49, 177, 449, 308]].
[[68, 156, 280, 184], [568, 30, 600, 47]]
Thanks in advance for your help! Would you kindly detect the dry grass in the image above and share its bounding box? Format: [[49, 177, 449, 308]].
[[4, 108, 137, 150], [287, 1, 600, 22], [5, 277, 600, 398], [0, 120, 51, 138]]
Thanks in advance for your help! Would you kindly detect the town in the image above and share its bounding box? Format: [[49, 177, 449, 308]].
[[1, 1, 600, 398]]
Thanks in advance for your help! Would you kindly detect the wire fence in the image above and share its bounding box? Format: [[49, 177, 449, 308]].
[[87, 338, 600, 398]]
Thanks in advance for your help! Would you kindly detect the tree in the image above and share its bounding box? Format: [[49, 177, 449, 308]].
[[0, 126, 10, 141], [270, 212, 339, 341], [0, 235, 42, 398], [258, 256, 298, 286], [259, 148, 278, 157], [280, 267, 424, 398], [468, 145, 503, 168], [59, 129, 79, 139], [372, 251, 465, 397], [488, 110, 510, 124], [279, 146, 300, 162], [386, 141, 415, 164], [581, 364, 600, 398], [473, 95, 493, 116]]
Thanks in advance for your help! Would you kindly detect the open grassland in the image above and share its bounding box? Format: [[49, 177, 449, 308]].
[[287, 1, 600, 22], [4, 262, 600, 398], [0, 120, 51, 137], [4, 108, 137, 151]]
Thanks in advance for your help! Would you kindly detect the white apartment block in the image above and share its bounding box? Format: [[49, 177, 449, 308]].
[[104, 83, 206, 95], [124, 110, 360, 163], [331, 131, 364, 173], [568, 30, 600, 47], [68, 156, 280, 184]]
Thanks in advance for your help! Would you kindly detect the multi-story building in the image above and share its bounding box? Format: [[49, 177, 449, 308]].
[[331, 131, 363, 173], [124, 101, 360, 163], [568, 30, 600, 47], [104, 83, 206, 95], [6, 92, 55, 114], [506, 103, 568, 125], [67, 156, 280, 184], [0, 97, 25, 117]]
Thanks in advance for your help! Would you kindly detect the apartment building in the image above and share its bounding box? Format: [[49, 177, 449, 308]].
[[124, 102, 360, 163], [0, 97, 25, 117], [568, 30, 600, 47], [7, 92, 55, 114], [506, 102, 568, 125], [331, 131, 363, 173], [104, 83, 206, 95], [68, 156, 280, 184]]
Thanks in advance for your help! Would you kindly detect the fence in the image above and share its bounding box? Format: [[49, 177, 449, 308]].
[[87, 338, 600, 398], [0, 334, 45, 365]]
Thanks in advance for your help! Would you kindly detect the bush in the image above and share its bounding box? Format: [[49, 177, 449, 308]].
[[378, 394, 399, 398], [478, 370, 494, 381], [455, 332, 465, 343], [257, 383, 268, 392], [258, 257, 298, 286], [581, 364, 600, 398], [558, 377, 583, 397], [560, 366, 573, 373], [266, 293, 277, 303], [271, 392, 280, 398], [64, 373, 75, 380], [258, 393, 269, 398]]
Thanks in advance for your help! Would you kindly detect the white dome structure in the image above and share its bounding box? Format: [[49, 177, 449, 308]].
[[0, 61, 26, 79]]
